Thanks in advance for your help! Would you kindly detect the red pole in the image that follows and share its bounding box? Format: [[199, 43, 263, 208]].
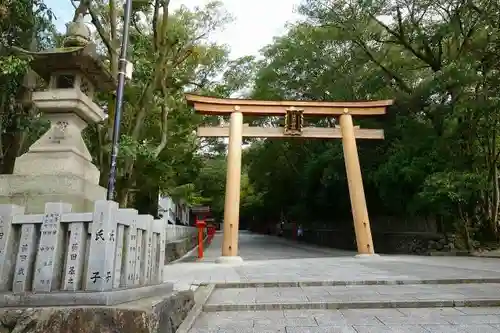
[[196, 219, 206, 259], [198, 227, 203, 259]]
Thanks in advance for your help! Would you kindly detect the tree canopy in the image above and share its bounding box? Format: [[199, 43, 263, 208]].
[[1, 0, 249, 217], [239, 0, 500, 249], [2, 0, 500, 249]]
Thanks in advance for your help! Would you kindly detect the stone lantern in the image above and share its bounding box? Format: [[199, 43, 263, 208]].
[[0, 15, 115, 213]]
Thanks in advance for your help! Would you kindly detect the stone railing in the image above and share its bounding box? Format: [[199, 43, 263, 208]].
[[0, 200, 173, 306], [164, 224, 201, 263], [165, 224, 196, 242]]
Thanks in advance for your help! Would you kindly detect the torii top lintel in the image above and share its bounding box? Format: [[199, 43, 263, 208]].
[[185, 94, 393, 116]]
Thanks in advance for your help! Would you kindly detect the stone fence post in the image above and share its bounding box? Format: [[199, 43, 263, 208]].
[[0, 200, 170, 307]]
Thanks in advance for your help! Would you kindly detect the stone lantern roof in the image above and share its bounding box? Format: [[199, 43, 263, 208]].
[[16, 14, 115, 92]]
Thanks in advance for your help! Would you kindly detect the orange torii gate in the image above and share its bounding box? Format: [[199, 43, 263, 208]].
[[186, 94, 393, 263]]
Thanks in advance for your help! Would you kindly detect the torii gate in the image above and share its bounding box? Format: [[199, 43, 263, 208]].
[[186, 94, 393, 263]]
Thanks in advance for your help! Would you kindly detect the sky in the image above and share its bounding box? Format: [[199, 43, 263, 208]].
[[45, 0, 303, 59]]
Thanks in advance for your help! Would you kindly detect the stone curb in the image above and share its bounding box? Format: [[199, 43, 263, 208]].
[[213, 278, 500, 289], [0, 282, 174, 307], [169, 235, 209, 264], [175, 284, 215, 333], [429, 251, 500, 259], [203, 298, 500, 312], [474, 255, 500, 259]]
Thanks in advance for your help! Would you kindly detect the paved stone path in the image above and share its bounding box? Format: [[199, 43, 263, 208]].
[[190, 307, 500, 332], [164, 231, 500, 290], [201, 231, 356, 261], [164, 231, 500, 332]]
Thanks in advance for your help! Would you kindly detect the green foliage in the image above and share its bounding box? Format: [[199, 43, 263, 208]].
[[0, 56, 30, 76], [417, 172, 488, 215], [0, 0, 254, 217], [73, 0, 247, 213], [0, 0, 55, 174], [238, 0, 500, 244], [5, 0, 500, 247]]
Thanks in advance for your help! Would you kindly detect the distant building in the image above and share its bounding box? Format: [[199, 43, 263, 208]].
[[176, 199, 191, 226], [158, 195, 176, 225], [158, 195, 191, 226]]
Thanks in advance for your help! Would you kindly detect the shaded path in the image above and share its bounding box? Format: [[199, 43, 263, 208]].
[[200, 230, 355, 261], [164, 231, 500, 291]]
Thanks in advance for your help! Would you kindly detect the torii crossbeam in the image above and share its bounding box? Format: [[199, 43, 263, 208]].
[[186, 94, 393, 262], [197, 124, 384, 139]]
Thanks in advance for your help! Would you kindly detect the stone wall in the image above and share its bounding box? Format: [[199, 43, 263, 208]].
[[264, 214, 455, 255], [0, 290, 194, 333], [282, 228, 450, 255], [164, 233, 199, 263]]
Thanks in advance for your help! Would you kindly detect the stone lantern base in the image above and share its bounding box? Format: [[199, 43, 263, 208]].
[[0, 174, 105, 213]]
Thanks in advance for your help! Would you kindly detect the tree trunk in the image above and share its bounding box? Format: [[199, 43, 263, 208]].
[[0, 110, 25, 174], [493, 166, 500, 240], [135, 185, 160, 218], [117, 181, 130, 208], [0, 132, 20, 174]]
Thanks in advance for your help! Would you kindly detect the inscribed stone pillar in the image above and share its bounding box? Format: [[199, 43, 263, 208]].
[[113, 209, 134, 288], [157, 216, 167, 282], [33, 202, 72, 292], [85, 200, 118, 291], [13, 224, 38, 292], [63, 221, 87, 291], [0, 205, 25, 291], [121, 209, 138, 287], [133, 216, 145, 285], [140, 215, 153, 285]]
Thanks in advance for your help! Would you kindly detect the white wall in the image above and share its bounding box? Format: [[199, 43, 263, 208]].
[[158, 195, 192, 225], [158, 195, 176, 225], [176, 199, 190, 225]]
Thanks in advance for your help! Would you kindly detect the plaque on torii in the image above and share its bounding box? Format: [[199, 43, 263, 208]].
[[284, 107, 304, 136], [185, 94, 393, 261]]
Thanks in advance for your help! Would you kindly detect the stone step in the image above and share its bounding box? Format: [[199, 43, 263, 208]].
[[204, 298, 500, 312], [212, 277, 500, 289], [204, 283, 500, 312]]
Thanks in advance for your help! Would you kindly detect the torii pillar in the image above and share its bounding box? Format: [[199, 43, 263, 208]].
[[340, 109, 374, 255], [220, 108, 244, 262]]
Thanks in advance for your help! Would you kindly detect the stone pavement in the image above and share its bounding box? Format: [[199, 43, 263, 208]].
[[201, 230, 356, 261], [190, 307, 500, 332], [164, 231, 500, 332], [164, 231, 500, 290]]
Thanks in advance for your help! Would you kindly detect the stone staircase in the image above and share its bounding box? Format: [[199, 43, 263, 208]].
[[177, 278, 500, 332]]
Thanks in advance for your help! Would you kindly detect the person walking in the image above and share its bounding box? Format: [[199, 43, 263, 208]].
[[297, 224, 304, 241]]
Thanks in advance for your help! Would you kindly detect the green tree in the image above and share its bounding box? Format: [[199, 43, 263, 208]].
[[0, 0, 54, 174], [240, 0, 500, 248], [68, 0, 259, 216]]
